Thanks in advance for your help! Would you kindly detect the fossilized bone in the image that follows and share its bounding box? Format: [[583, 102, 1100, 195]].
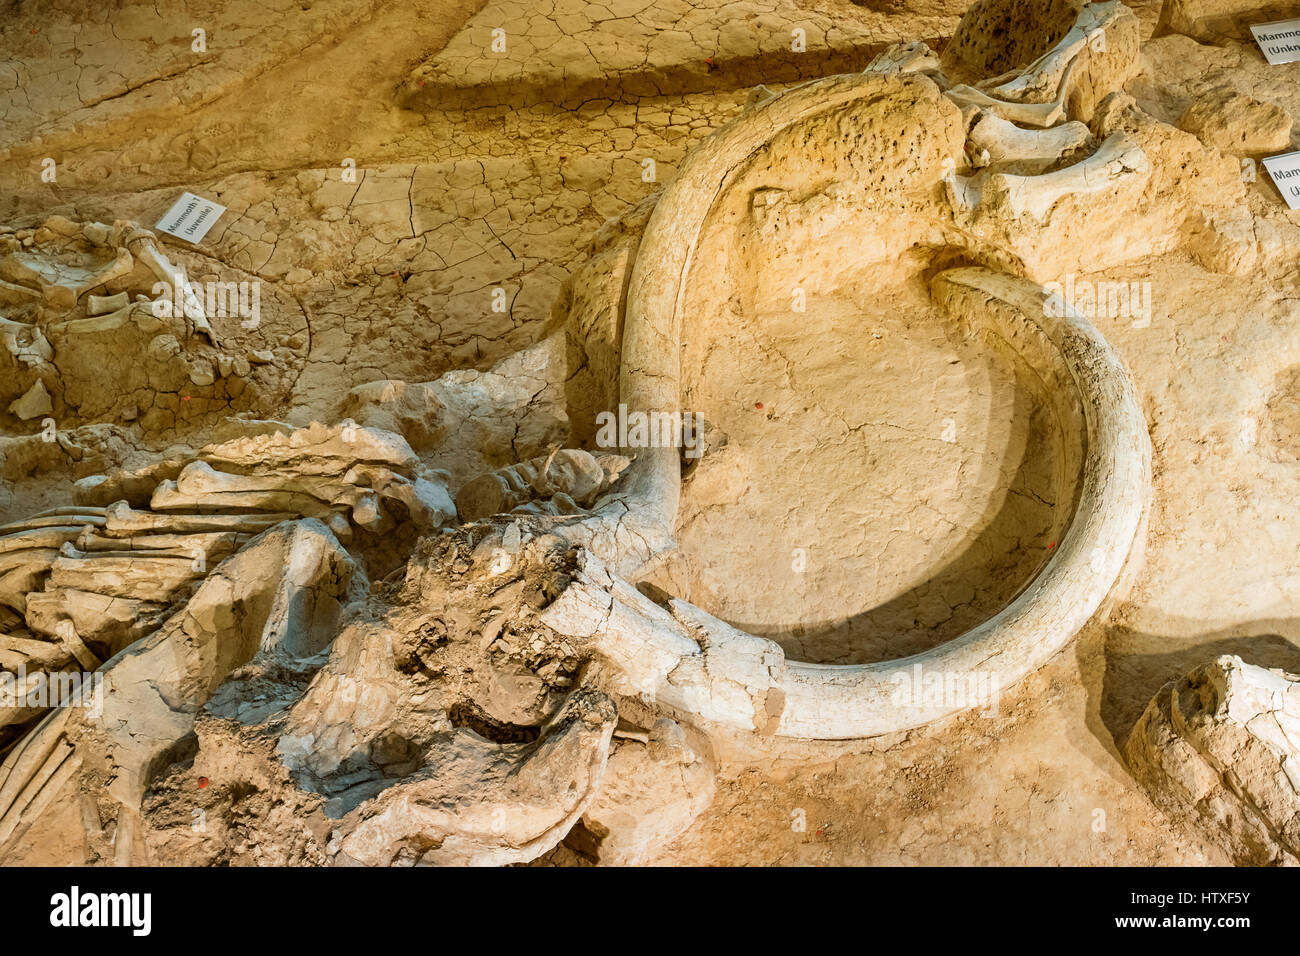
[[1126, 656, 1300, 865], [0, 245, 135, 312], [0, 278, 41, 305], [867, 37, 1073, 130], [555, 73, 942, 578], [0, 527, 88, 555], [47, 552, 207, 604], [455, 449, 630, 523], [102, 502, 296, 536], [946, 130, 1149, 220], [0, 15, 1176, 865], [0, 218, 283, 431], [327, 669, 617, 867], [0, 567, 62, 604], [987, 1, 1125, 103], [537, 549, 788, 734], [943, 162, 986, 212], [150, 482, 345, 524], [983, 130, 1149, 220], [0, 516, 249, 670], [567, 184, 1149, 736], [0, 519, 356, 858], [966, 110, 1091, 170], [0, 713, 80, 844], [121, 226, 216, 344], [0, 423, 453, 766], [0, 315, 55, 420], [0, 316, 52, 371], [24, 589, 166, 650], [46, 300, 157, 336], [74, 528, 247, 555], [149, 458, 450, 532], [0, 548, 58, 595], [0, 510, 107, 535], [945, 69, 1072, 128], [865, 40, 943, 77], [579, 717, 715, 866], [86, 292, 130, 316], [0, 633, 71, 670]]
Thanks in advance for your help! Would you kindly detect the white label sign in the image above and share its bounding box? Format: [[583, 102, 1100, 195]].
[[1251, 18, 1300, 64], [155, 192, 226, 243], [1263, 150, 1300, 209]]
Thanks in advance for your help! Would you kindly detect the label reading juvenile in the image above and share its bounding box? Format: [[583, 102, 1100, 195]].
[[155, 192, 226, 243], [1252, 18, 1300, 64], [1263, 150, 1300, 209]]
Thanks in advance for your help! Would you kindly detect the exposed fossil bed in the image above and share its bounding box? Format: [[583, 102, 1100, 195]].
[[0, 0, 1299, 866]]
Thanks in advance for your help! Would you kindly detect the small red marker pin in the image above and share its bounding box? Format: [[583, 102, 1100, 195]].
[[1047, 541, 1056, 549], [197, 776, 209, 789], [755, 402, 764, 410], [182, 395, 191, 402]]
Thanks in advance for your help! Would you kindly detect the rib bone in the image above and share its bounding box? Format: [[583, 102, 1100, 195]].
[[103, 502, 295, 536], [47, 553, 206, 603], [123, 229, 216, 344]]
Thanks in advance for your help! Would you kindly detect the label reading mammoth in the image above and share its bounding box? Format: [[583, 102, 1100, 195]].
[[155, 192, 227, 243], [1263, 150, 1300, 209]]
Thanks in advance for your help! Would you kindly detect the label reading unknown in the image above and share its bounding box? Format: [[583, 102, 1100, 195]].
[[1263, 150, 1300, 209], [1252, 18, 1300, 64], [155, 192, 226, 243]]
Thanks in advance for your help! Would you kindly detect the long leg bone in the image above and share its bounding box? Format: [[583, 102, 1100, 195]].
[[150, 482, 342, 522], [158, 460, 388, 520], [122, 228, 216, 345]]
